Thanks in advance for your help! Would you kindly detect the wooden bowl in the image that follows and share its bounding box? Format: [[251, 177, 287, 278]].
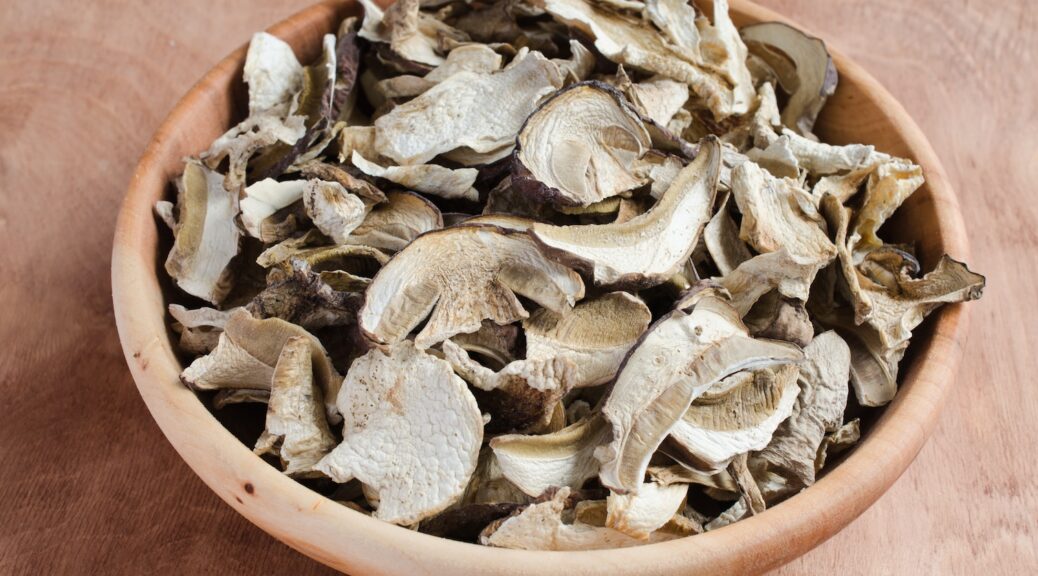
[[112, 1, 972, 573]]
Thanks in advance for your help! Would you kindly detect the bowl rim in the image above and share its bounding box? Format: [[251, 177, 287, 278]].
[[112, 1, 972, 574]]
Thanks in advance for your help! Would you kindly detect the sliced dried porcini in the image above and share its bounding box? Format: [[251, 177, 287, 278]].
[[213, 388, 270, 409], [180, 308, 342, 419], [666, 364, 800, 472], [336, 126, 380, 162], [626, 76, 690, 127], [242, 32, 305, 116], [646, 464, 738, 492], [302, 179, 367, 244], [489, 413, 611, 497], [596, 290, 803, 493], [757, 331, 850, 486], [376, 43, 504, 99], [315, 341, 483, 525], [351, 151, 478, 201], [356, 0, 463, 67], [290, 243, 389, 291], [297, 159, 386, 204], [374, 50, 563, 165], [168, 304, 229, 355], [847, 158, 925, 260], [343, 190, 442, 252], [239, 178, 307, 240], [450, 321, 521, 371], [359, 225, 584, 348], [606, 481, 688, 539], [531, 137, 720, 288], [740, 22, 838, 136], [815, 418, 860, 471], [246, 259, 359, 329], [163, 160, 241, 304], [254, 336, 336, 476], [512, 81, 652, 207], [703, 197, 752, 275], [719, 249, 816, 316]]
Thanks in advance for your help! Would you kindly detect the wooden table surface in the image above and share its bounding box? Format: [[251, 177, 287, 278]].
[[1, 0, 1035, 573]]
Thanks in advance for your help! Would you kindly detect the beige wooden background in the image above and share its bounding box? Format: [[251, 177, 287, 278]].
[[1, 0, 1035, 573]]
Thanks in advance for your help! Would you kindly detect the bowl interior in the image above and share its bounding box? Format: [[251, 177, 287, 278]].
[[112, 1, 970, 574]]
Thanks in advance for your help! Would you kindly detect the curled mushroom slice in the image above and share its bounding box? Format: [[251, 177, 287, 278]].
[[847, 158, 925, 260], [666, 364, 800, 472], [163, 160, 242, 304], [740, 22, 838, 136], [377, 43, 504, 99], [168, 304, 229, 355], [297, 159, 386, 204], [451, 321, 521, 370], [596, 290, 803, 493], [343, 190, 442, 252], [373, 50, 563, 165], [531, 137, 721, 288], [489, 413, 611, 497], [254, 336, 336, 476], [606, 481, 688, 540], [356, 0, 461, 67], [757, 331, 850, 486], [180, 308, 342, 420], [626, 76, 690, 127], [239, 178, 307, 240], [359, 225, 584, 349], [647, 464, 738, 492], [815, 418, 860, 472], [719, 249, 816, 316], [315, 341, 483, 525], [512, 81, 652, 207], [703, 197, 752, 275], [246, 259, 360, 329], [351, 151, 479, 201], [302, 179, 368, 244]]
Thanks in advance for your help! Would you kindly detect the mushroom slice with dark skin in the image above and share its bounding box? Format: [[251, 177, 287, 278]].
[[246, 259, 360, 330], [163, 159, 241, 305], [359, 225, 585, 349], [595, 289, 803, 494], [254, 335, 337, 477], [315, 341, 484, 525], [740, 22, 837, 137], [168, 304, 229, 355], [512, 81, 653, 207], [531, 136, 720, 289], [342, 190, 442, 253]]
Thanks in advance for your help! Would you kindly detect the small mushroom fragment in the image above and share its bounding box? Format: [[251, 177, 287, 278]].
[[343, 190, 442, 252], [647, 464, 738, 492], [625, 76, 690, 127], [489, 413, 611, 497], [239, 178, 307, 240], [356, 0, 463, 67], [163, 160, 242, 304], [246, 259, 359, 329], [757, 331, 850, 487], [168, 304, 229, 355], [373, 50, 564, 165], [376, 43, 504, 99], [359, 225, 584, 349], [302, 179, 367, 244], [815, 418, 860, 471], [606, 481, 688, 539], [254, 336, 336, 476], [351, 151, 479, 201], [719, 249, 816, 316], [740, 22, 837, 136], [531, 137, 721, 288], [297, 159, 386, 204], [596, 290, 803, 494], [450, 321, 521, 370], [703, 197, 752, 275], [418, 502, 522, 542], [315, 342, 483, 525], [513, 82, 652, 207], [666, 364, 800, 473]]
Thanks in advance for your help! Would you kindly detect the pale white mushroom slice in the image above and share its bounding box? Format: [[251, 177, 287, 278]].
[[168, 304, 229, 355], [163, 160, 241, 305], [666, 364, 800, 472], [489, 414, 611, 497], [336, 125, 379, 161], [376, 43, 504, 99], [316, 342, 483, 525], [351, 151, 479, 201], [302, 179, 367, 244], [242, 32, 305, 116], [239, 178, 307, 239], [745, 135, 800, 179], [847, 158, 925, 260], [374, 50, 563, 165], [628, 77, 690, 126], [606, 481, 688, 539], [513, 82, 652, 207], [356, 0, 456, 66], [757, 331, 851, 486], [344, 190, 442, 252], [695, 0, 755, 115], [531, 136, 721, 288], [254, 336, 336, 476], [359, 225, 584, 348], [180, 308, 342, 419], [644, 0, 701, 61], [596, 290, 803, 493]]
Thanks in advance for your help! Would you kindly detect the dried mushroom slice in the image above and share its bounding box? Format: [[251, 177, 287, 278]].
[[168, 304, 229, 355], [377, 43, 504, 100], [596, 290, 803, 493], [343, 190, 442, 252], [815, 418, 860, 471], [356, 0, 462, 67], [449, 321, 521, 370], [351, 151, 479, 201], [626, 76, 690, 127], [163, 160, 241, 304], [531, 137, 721, 288], [302, 179, 368, 244], [254, 336, 336, 476], [489, 413, 611, 497], [740, 22, 838, 136], [359, 225, 584, 349], [703, 196, 752, 275], [374, 50, 564, 165], [606, 481, 688, 540], [181, 308, 342, 420], [246, 259, 359, 329], [757, 331, 850, 486], [315, 342, 483, 525], [719, 249, 816, 316], [239, 178, 307, 240], [666, 364, 800, 472], [847, 158, 925, 260], [297, 159, 386, 204], [513, 81, 652, 207], [647, 464, 738, 492]]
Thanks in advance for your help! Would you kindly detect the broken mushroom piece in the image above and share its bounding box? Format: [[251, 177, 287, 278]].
[[531, 136, 721, 288], [343, 190, 442, 252], [596, 290, 803, 494], [512, 81, 652, 207], [315, 341, 483, 525], [168, 304, 229, 355], [351, 151, 479, 202], [163, 160, 242, 305], [302, 179, 368, 244], [359, 225, 584, 349], [254, 336, 337, 476], [239, 178, 307, 240], [606, 481, 688, 540], [246, 259, 360, 329]]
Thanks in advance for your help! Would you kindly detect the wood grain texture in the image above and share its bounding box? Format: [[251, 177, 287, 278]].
[[0, 1, 1033, 575]]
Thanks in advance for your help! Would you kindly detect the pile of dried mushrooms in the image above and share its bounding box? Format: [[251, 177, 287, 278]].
[[158, 0, 984, 548]]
